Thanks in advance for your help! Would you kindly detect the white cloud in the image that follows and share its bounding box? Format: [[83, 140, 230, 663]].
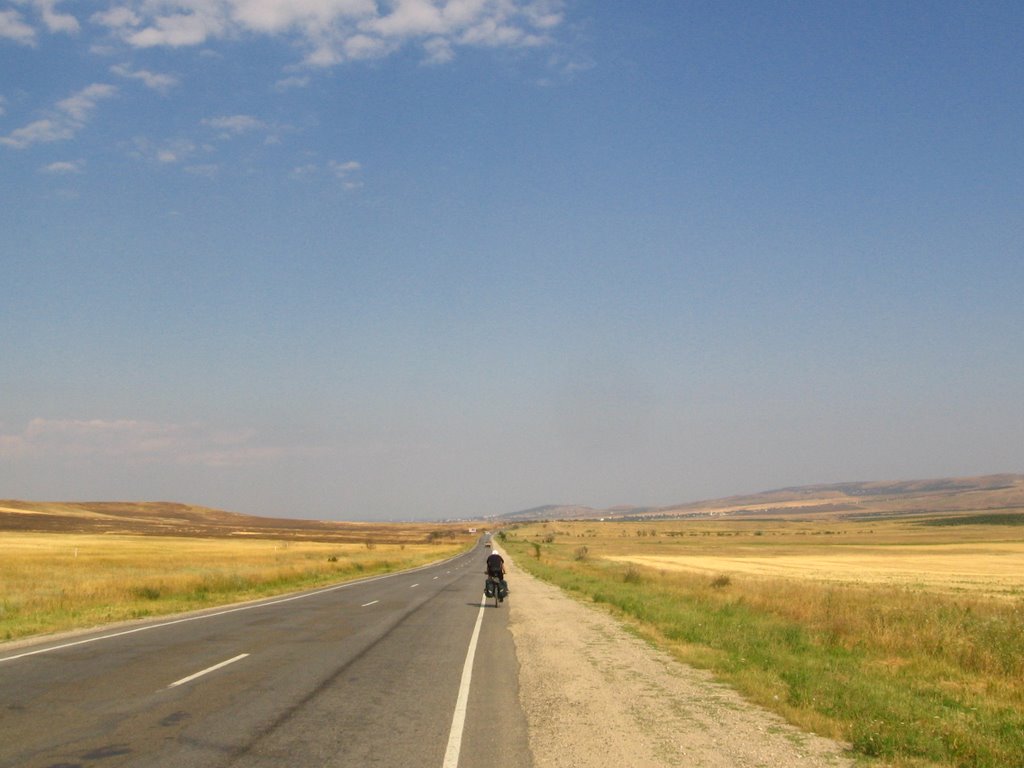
[[99, 0, 564, 66], [328, 158, 362, 188], [0, 118, 74, 149], [56, 83, 118, 121], [422, 36, 454, 64], [0, 9, 37, 45], [329, 159, 360, 175], [125, 7, 227, 47], [111, 63, 179, 94], [274, 74, 311, 91], [130, 136, 200, 164], [202, 114, 266, 134], [0, 418, 304, 468], [42, 159, 84, 173], [34, 0, 80, 34], [90, 6, 141, 29], [1, 83, 117, 149]]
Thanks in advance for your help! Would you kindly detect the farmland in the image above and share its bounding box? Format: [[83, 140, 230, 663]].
[[0, 501, 475, 642], [502, 512, 1024, 768]]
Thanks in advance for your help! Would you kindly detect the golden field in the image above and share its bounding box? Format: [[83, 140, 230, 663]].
[[0, 504, 476, 642], [537, 513, 1024, 596]]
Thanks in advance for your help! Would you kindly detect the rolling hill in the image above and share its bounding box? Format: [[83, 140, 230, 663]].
[[499, 474, 1024, 522], [0, 500, 466, 543]]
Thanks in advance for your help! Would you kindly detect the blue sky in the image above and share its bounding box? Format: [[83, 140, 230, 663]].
[[2, 1, 1022, 521]]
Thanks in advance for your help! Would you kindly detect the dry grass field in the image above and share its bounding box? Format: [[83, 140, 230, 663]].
[[502, 510, 1024, 767], [595, 517, 1024, 599], [0, 501, 477, 642]]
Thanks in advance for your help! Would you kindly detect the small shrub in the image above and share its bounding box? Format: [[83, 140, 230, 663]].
[[710, 574, 731, 589], [623, 565, 644, 583], [574, 546, 589, 561]]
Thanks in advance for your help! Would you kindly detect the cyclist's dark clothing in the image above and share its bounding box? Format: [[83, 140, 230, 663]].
[[486, 552, 505, 577]]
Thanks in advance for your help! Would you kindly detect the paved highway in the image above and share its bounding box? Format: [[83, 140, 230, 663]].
[[0, 543, 530, 768]]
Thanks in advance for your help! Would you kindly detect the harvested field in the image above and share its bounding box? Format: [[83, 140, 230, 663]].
[[609, 542, 1024, 597]]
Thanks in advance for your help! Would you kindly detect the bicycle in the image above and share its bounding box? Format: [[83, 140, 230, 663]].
[[484, 573, 506, 607]]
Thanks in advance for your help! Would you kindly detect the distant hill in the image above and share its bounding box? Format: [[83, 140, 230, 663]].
[[0, 500, 466, 543], [500, 474, 1024, 522]]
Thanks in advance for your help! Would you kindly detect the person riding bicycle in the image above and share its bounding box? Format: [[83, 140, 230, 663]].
[[485, 550, 508, 599]]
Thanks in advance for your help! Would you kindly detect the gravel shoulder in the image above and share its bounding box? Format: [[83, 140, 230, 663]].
[[505, 556, 857, 768]]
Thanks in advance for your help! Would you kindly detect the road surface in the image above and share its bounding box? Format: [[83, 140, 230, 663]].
[[0, 543, 528, 768]]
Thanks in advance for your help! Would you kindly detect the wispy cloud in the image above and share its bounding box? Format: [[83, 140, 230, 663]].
[[0, 9, 37, 45], [41, 159, 84, 173], [92, 0, 565, 67], [111, 63, 179, 94], [0, 0, 79, 44], [1, 83, 117, 149], [274, 74, 311, 91], [129, 136, 202, 164], [290, 159, 363, 188], [329, 159, 363, 189], [56, 83, 117, 121], [202, 114, 266, 135], [34, 0, 80, 34], [0, 418, 309, 468]]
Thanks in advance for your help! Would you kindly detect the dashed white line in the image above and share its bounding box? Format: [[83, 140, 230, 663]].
[[410, 583, 420, 588], [361, 600, 379, 607], [169, 653, 249, 688]]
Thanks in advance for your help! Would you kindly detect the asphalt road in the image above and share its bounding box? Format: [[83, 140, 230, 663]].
[[0, 543, 530, 768]]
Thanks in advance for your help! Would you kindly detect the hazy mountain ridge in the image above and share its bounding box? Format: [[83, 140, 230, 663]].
[[500, 474, 1024, 521], [4, 473, 1022, 530], [0, 500, 461, 543]]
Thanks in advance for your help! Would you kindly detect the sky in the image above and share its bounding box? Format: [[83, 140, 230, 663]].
[[2, 1, 1022, 521]]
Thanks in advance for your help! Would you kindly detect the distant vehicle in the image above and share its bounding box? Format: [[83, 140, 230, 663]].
[[484, 541, 492, 547]]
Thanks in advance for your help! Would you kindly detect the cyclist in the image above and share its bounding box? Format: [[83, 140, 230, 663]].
[[485, 550, 508, 599]]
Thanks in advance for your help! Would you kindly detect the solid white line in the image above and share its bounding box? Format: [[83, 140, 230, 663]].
[[441, 600, 487, 768], [168, 653, 249, 688], [361, 600, 379, 607]]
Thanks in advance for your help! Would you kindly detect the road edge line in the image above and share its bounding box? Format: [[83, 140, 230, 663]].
[[442, 598, 487, 768]]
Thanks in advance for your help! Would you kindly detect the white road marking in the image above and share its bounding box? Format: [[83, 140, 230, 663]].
[[361, 600, 379, 607], [410, 583, 419, 588], [442, 600, 487, 768], [168, 653, 249, 688]]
